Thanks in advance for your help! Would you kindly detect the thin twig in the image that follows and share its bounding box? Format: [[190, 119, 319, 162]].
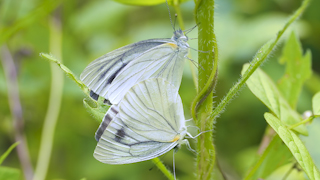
[[1, 45, 34, 180]]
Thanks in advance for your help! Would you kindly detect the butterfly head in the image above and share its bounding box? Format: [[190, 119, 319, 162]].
[[172, 29, 189, 48], [172, 29, 188, 42]]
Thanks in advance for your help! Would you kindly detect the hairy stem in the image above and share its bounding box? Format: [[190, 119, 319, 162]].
[[194, 0, 218, 179], [151, 158, 175, 180]]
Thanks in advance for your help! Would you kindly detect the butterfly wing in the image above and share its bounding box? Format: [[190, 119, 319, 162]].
[[80, 39, 171, 101], [106, 42, 186, 104], [94, 105, 177, 164], [119, 78, 186, 142]]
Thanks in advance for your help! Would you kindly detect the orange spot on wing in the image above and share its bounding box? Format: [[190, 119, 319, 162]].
[[170, 135, 181, 142], [166, 42, 178, 49]]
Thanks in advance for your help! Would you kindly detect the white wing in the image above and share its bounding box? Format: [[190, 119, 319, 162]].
[[107, 42, 186, 104], [80, 39, 171, 101], [94, 105, 177, 164], [119, 78, 186, 142]]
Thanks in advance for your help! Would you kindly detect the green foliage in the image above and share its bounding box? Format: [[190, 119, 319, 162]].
[[241, 63, 307, 135], [83, 98, 108, 122], [277, 32, 312, 109], [0, 167, 20, 180], [312, 92, 320, 116], [244, 135, 293, 180], [241, 28, 320, 179], [264, 113, 320, 180]]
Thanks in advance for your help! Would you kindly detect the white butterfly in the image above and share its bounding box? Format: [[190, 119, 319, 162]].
[[93, 78, 189, 164], [80, 29, 189, 105]]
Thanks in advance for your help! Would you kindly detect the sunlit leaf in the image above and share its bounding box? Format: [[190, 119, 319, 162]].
[[242, 64, 308, 135], [277, 32, 312, 109], [0, 167, 20, 180], [312, 92, 320, 115], [264, 112, 320, 180]]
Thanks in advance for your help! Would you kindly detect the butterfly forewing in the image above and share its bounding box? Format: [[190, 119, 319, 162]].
[[80, 39, 173, 102], [101, 42, 185, 105]]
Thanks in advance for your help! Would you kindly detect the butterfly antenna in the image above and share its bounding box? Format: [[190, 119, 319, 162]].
[[174, 14, 178, 30], [184, 22, 200, 35], [165, 0, 175, 31]]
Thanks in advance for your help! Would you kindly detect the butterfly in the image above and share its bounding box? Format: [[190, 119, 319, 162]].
[[93, 78, 189, 164], [80, 29, 189, 105]]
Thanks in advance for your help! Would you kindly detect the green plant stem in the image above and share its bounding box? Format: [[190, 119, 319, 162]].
[[194, 0, 218, 179], [33, 16, 63, 180], [209, 0, 310, 121], [288, 115, 315, 130], [151, 158, 175, 180]]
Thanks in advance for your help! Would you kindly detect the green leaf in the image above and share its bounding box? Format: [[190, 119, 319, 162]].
[[264, 112, 320, 180], [242, 64, 308, 135], [0, 167, 20, 180], [244, 136, 293, 180], [0, 142, 19, 165], [83, 98, 108, 122], [277, 32, 312, 109], [312, 92, 320, 116], [305, 73, 320, 94], [113, 0, 189, 6]]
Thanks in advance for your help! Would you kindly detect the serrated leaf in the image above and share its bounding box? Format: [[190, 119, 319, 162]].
[[242, 64, 308, 135], [244, 136, 293, 180], [264, 112, 320, 180], [312, 92, 320, 115], [0, 142, 19, 165], [277, 32, 312, 109], [113, 0, 189, 6], [40, 53, 88, 94], [0, 167, 20, 180]]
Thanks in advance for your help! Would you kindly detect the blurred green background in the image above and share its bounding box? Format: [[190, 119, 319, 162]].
[[0, 0, 319, 179]]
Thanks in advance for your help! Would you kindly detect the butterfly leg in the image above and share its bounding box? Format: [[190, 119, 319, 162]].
[[181, 139, 197, 155]]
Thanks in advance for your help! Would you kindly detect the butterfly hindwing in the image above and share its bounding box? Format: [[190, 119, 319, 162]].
[[119, 78, 185, 142], [94, 105, 177, 164]]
